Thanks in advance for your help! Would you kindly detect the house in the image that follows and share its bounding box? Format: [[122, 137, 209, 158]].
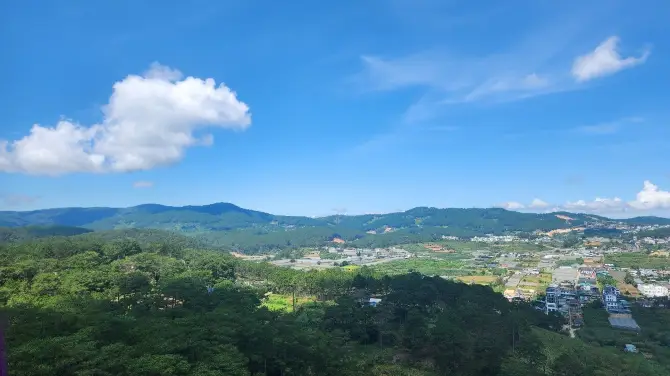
[[545, 286, 559, 313], [603, 285, 620, 296], [369, 298, 382, 307], [637, 283, 669, 298], [603, 285, 620, 311], [624, 344, 638, 353]]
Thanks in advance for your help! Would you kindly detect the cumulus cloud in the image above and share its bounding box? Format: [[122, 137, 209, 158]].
[[629, 181, 670, 210], [133, 181, 154, 189], [504, 181, 670, 214], [529, 198, 549, 209], [0, 63, 251, 176], [572, 36, 649, 82], [495, 202, 525, 210]]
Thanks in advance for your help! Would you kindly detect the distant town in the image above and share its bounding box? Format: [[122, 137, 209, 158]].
[[234, 221, 670, 348]]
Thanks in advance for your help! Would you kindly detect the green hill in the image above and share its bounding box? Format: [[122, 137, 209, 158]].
[[1, 203, 668, 252], [0, 225, 93, 243]]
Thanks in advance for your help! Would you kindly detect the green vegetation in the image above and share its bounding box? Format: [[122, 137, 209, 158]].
[[0, 231, 666, 375], [538, 326, 666, 375], [606, 252, 670, 270], [638, 227, 670, 238], [261, 293, 316, 312], [578, 306, 670, 370], [370, 258, 469, 276], [5, 203, 669, 252], [0, 225, 92, 243], [555, 258, 584, 267]]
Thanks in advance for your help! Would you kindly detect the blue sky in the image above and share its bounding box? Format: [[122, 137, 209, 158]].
[[1, 0, 669, 217]]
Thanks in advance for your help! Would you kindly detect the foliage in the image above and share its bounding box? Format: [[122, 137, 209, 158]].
[[555, 258, 584, 267], [637, 227, 670, 238], [0, 231, 666, 375], [370, 259, 469, 276], [0, 225, 92, 243], [605, 253, 670, 270]]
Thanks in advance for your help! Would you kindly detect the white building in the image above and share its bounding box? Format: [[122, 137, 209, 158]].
[[637, 284, 669, 298], [603, 293, 618, 310], [603, 285, 620, 311]]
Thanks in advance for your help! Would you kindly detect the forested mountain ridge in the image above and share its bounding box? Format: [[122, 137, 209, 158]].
[[1, 203, 668, 252], [1, 233, 666, 375], [0, 225, 93, 243]]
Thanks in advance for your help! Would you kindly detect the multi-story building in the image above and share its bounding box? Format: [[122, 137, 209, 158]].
[[545, 286, 559, 313], [603, 285, 620, 311]]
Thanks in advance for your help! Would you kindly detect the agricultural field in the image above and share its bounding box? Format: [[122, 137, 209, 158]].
[[402, 240, 545, 254], [371, 258, 470, 276], [611, 270, 640, 297], [605, 252, 670, 270], [455, 275, 500, 285], [261, 293, 316, 312], [519, 272, 553, 292]]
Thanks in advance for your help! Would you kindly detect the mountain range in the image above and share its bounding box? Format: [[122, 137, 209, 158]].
[[2, 203, 669, 252]]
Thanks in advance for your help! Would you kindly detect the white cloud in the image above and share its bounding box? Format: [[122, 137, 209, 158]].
[[575, 123, 621, 135], [572, 36, 649, 82], [355, 29, 580, 123], [573, 116, 644, 135], [357, 53, 562, 107], [629, 181, 670, 210], [507, 181, 670, 214], [529, 198, 549, 209], [0, 63, 251, 176], [563, 197, 627, 213], [133, 181, 154, 189], [495, 201, 525, 210]]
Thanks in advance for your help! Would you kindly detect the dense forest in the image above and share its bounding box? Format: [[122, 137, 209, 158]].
[[1, 231, 666, 375]]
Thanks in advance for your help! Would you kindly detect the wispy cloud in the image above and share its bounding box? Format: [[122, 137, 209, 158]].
[[572, 36, 650, 82], [349, 123, 458, 156], [356, 51, 571, 109], [353, 16, 592, 123], [573, 117, 644, 135]]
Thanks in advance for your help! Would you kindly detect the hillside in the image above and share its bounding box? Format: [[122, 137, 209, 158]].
[[0, 225, 93, 243], [2, 232, 666, 376], [1, 203, 668, 252]]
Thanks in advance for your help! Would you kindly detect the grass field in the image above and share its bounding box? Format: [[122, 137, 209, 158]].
[[402, 240, 545, 254], [521, 272, 552, 284], [456, 275, 499, 285], [343, 264, 360, 272], [371, 259, 469, 276], [261, 293, 316, 312], [605, 252, 670, 270]]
